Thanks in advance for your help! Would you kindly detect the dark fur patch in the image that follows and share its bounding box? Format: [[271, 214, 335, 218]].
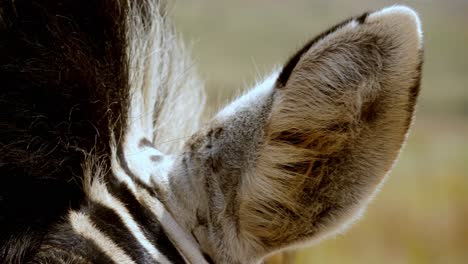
[[1, 0, 129, 261], [356, 12, 369, 24], [203, 253, 215, 264], [404, 52, 424, 129], [276, 17, 354, 87], [150, 155, 163, 162], [276, 11, 372, 87], [139, 138, 156, 148]]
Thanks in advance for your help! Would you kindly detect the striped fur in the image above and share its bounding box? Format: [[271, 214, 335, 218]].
[[0, 0, 205, 262], [0, 1, 423, 263]]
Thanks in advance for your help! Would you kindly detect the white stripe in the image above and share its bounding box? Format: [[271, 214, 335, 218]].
[[110, 136, 138, 193], [141, 190, 209, 264], [69, 211, 136, 264], [88, 181, 172, 264]]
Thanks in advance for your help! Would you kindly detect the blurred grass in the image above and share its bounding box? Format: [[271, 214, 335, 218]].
[[172, 0, 468, 263]]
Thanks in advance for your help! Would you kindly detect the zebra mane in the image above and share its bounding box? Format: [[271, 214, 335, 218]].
[[0, 0, 204, 262], [125, 0, 205, 154]]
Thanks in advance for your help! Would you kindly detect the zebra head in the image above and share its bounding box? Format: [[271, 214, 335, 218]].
[[1, 1, 423, 263]]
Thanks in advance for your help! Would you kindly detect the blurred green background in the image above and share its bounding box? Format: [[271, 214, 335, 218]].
[[172, 1, 468, 263]]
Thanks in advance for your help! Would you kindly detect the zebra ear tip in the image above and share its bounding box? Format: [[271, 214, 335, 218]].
[[369, 5, 423, 46]]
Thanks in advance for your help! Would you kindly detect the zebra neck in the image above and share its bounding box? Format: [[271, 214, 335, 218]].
[[63, 170, 210, 264], [60, 135, 209, 263]]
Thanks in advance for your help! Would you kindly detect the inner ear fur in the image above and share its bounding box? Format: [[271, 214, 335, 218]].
[[239, 6, 423, 251]]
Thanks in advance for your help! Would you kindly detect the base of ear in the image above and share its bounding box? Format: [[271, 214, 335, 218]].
[[239, 5, 423, 254]]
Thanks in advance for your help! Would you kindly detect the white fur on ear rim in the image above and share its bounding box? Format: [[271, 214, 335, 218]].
[[216, 71, 279, 120], [368, 5, 423, 49]]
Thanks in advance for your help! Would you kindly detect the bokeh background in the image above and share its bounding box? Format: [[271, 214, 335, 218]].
[[172, 1, 468, 263]]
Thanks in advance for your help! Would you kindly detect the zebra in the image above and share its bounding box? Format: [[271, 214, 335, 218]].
[[0, 0, 423, 263]]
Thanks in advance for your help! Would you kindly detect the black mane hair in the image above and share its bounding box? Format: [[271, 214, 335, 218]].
[[0, 0, 129, 261]]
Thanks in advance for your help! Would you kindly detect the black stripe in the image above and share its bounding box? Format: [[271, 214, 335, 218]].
[[203, 253, 215, 264], [116, 142, 157, 195], [107, 179, 186, 264], [88, 202, 158, 264]]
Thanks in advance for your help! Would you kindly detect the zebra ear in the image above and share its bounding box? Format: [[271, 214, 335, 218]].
[[184, 6, 423, 262], [238, 6, 423, 253]]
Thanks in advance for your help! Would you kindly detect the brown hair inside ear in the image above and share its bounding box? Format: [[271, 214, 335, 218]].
[[239, 6, 423, 254], [275, 13, 366, 88]]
